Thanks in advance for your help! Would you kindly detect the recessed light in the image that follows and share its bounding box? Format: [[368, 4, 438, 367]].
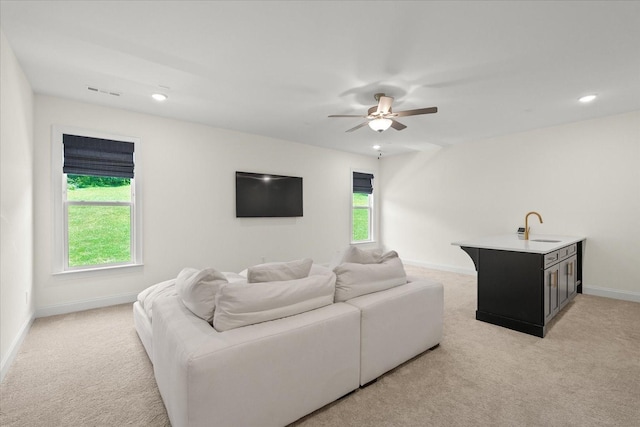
[[372, 145, 381, 150], [152, 93, 168, 102], [578, 94, 597, 103]]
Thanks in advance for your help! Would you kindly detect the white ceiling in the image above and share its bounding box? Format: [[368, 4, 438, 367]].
[[2, 1, 639, 156]]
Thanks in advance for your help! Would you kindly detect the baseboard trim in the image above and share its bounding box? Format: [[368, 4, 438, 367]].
[[403, 259, 477, 276], [1, 312, 35, 383], [35, 292, 138, 318], [582, 286, 640, 303]]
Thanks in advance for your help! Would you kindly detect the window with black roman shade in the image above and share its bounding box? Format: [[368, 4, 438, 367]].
[[63, 134, 135, 178], [353, 172, 374, 194]]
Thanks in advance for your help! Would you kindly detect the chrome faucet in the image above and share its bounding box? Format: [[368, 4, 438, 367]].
[[524, 211, 543, 240]]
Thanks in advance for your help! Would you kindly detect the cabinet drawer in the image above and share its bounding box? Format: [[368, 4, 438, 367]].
[[544, 251, 560, 268], [558, 247, 570, 259], [557, 244, 577, 261]]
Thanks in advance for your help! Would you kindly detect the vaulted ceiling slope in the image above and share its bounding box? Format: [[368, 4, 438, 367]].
[[2, 1, 639, 156]]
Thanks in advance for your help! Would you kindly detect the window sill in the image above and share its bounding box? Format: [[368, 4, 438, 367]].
[[53, 263, 144, 276], [350, 240, 377, 245]]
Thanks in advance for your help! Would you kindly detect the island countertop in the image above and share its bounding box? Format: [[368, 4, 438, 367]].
[[451, 234, 585, 254]]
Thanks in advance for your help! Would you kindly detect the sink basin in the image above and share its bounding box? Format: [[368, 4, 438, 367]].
[[531, 239, 561, 243]]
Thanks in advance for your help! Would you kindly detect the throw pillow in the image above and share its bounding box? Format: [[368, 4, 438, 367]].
[[247, 258, 313, 283], [329, 246, 383, 268], [222, 271, 248, 284], [309, 263, 334, 277], [333, 251, 407, 302], [175, 267, 228, 322], [213, 273, 336, 332]]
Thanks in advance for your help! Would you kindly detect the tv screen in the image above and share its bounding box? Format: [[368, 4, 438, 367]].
[[235, 171, 303, 218]]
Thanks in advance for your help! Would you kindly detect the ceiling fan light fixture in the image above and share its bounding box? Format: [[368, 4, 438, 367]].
[[152, 93, 168, 102], [329, 93, 437, 133], [368, 118, 392, 132], [578, 94, 597, 103]]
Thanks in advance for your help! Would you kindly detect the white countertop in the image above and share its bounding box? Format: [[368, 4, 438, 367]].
[[451, 234, 585, 254]]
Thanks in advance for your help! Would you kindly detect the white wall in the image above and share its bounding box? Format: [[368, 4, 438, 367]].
[[0, 30, 35, 380], [381, 111, 640, 300], [33, 95, 379, 314]]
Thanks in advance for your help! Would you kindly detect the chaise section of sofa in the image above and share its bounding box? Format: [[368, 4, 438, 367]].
[[133, 301, 153, 360], [152, 296, 361, 427], [346, 279, 444, 385]]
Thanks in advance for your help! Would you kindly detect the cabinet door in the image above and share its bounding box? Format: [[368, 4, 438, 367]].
[[558, 259, 569, 308], [544, 264, 559, 324], [566, 255, 577, 298]]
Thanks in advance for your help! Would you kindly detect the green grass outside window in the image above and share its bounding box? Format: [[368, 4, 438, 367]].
[[352, 193, 371, 241], [67, 183, 132, 267]]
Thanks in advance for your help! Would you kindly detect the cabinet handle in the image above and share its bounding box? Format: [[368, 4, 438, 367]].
[[551, 271, 558, 288], [568, 262, 573, 276]]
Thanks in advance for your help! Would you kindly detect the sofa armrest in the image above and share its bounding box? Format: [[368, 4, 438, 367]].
[[152, 296, 360, 427], [346, 279, 444, 385]]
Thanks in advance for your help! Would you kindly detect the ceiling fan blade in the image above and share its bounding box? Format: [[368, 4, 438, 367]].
[[395, 106, 438, 117], [346, 122, 370, 133], [390, 119, 407, 131], [329, 114, 367, 118], [377, 96, 394, 114]]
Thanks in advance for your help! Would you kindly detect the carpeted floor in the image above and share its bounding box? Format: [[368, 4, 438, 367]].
[[1, 266, 639, 426]]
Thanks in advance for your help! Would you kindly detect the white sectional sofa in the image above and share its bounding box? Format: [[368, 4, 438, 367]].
[[153, 295, 361, 427], [133, 250, 443, 427], [347, 280, 443, 386]]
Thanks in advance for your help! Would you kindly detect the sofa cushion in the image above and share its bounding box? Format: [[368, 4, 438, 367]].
[[247, 258, 313, 283], [309, 263, 334, 276], [342, 246, 383, 264], [176, 267, 228, 322], [345, 280, 444, 385], [137, 279, 177, 319], [333, 251, 407, 302], [213, 273, 336, 331], [222, 272, 248, 284], [330, 246, 383, 268]]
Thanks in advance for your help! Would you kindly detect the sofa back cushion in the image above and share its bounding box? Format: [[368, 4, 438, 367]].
[[342, 246, 383, 264], [330, 246, 383, 269], [309, 263, 334, 277], [247, 258, 313, 283], [176, 267, 228, 322], [333, 251, 407, 302], [213, 273, 336, 332]]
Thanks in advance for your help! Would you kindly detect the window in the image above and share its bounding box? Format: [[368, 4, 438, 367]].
[[52, 127, 142, 272], [351, 171, 374, 243]]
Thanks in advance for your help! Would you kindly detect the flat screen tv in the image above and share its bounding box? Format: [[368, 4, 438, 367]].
[[235, 171, 303, 218]]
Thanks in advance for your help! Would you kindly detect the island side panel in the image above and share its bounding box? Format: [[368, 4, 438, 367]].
[[460, 246, 480, 271], [477, 249, 544, 329], [576, 240, 583, 293]]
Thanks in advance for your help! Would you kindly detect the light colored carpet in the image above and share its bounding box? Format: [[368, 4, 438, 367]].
[[1, 266, 639, 426]]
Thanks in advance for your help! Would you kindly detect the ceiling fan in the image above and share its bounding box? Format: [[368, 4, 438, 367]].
[[329, 93, 438, 133]]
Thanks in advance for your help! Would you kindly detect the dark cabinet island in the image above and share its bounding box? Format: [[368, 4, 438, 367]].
[[453, 234, 585, 337]]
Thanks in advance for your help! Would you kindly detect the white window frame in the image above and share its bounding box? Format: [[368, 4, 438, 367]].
[[52, 125, 143, 273], [350, 169, 375, 244]]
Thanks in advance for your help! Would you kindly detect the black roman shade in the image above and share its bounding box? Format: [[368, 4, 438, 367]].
[[63, 134, 135, 178], [353, 172, 374, 194]]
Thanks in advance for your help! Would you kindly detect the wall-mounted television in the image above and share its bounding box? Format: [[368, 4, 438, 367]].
[[235, 171, 303, 218]]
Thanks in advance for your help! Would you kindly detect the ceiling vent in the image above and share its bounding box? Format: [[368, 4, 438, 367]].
[[87, 86, 121, 97]]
